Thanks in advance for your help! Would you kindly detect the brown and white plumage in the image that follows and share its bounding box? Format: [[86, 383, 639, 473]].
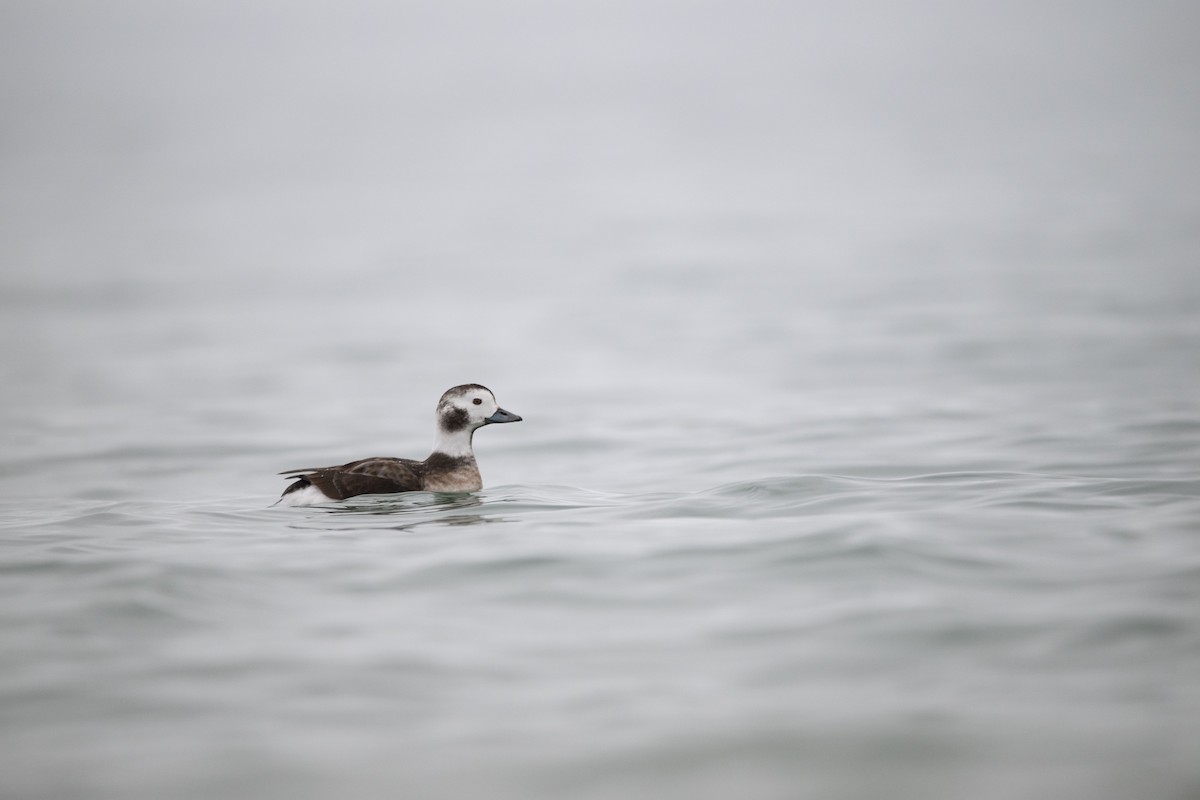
[[277, 384, 521, 505]]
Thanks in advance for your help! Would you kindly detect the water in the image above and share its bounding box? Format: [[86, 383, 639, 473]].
[[2, 2, 1199, 798]]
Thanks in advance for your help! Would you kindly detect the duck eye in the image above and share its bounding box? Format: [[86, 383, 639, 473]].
[[472, 398, 483, 405]]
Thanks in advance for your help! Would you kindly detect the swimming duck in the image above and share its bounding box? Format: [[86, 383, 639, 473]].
[[277, 384, 521, 505]]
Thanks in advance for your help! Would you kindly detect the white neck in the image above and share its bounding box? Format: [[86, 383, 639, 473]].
[[430, 426, 477, 459]]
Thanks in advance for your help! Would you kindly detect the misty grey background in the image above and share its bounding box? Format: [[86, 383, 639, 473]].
[[2, 2, 1199, 799]]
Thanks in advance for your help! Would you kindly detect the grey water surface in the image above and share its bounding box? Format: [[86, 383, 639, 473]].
[[2, 2, 1199, 799]]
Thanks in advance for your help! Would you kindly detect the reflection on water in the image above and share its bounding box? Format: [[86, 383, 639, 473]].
[[318, 492, 486, 516]]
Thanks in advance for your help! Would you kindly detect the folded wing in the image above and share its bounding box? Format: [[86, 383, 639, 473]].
[[280, 457, 424, 500]]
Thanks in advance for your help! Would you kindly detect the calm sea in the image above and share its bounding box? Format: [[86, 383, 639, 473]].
[[2, 2, 1198, 799]]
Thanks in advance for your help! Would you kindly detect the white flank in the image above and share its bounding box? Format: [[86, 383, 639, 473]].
[[277, 484, 335, 506]]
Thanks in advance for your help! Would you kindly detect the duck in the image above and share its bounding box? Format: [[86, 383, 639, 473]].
[[277, 384, 521, 505]]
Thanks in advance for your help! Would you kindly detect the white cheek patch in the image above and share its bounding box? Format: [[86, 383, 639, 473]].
[[467, 393, 499, 424]]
